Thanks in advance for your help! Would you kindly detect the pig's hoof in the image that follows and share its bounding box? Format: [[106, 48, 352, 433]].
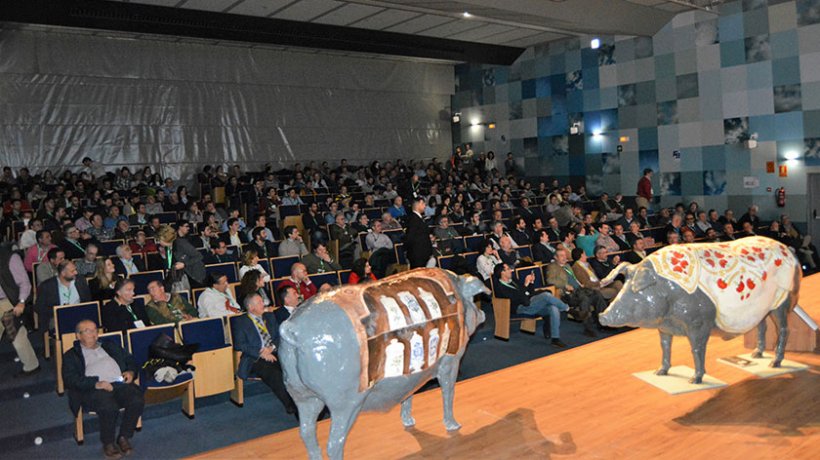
[[402, 417, 416, 428], [769, 360, 782, 368], [654, 368, 669, 376], [751, 351, 764, 359], [689, 376, 704, 384], [444, 420, 462, 431]]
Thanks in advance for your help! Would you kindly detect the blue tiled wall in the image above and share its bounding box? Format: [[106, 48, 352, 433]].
[[453, 0, 820, 224]]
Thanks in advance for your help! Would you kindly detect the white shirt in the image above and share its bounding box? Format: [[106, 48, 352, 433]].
[[239, 264, 271, 283], [198, 288, 241, 318], [476, 254, 501, 281]]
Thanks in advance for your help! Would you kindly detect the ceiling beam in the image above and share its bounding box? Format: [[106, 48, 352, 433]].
[[0, 0, 525, 65]]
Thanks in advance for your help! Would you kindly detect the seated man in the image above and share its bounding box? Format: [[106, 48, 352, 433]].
[[301, 241, 342, 274], [545, 248, 607, 337], [278, 262, 319, 303], [497, 235, 521, 268], [145, 280, 197, 325], [532, 229, 556, 264], [204, 239, 237, 265], [364, 219, 394, 279], [508, 217, 532, 246], [570, 248, 623, 302], [197, 273, 241, 318], [278, 226, 309, 258], [622, 238, 648, 264], [36, 247, 64, 284], [433, 216, 462, 255], [62, 319, 144, 459], [113, 244, 140, 277], [76, 243, 100, 277], [274, 285, 300, 323], [492, 263, 569, 348], [233, 293, 297, 417]]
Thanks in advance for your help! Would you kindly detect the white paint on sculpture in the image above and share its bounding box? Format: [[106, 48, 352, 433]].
[[384, 339, 405, 378], [418, 288, 443, 319], [380, 296, 407, 331]]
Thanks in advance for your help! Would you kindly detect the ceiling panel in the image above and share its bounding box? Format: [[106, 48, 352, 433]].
[[504, 31, 567, 48], [447, 23, 515, 42], [655, 2, 692, 12], [349, 8, 421, 29], [177, 0, 236, 12], [625, 0, 667, 5], [474, 27, 541, 45], [118, 0, 182, 6], [419, 19, 486, 38], [386, 14, 455, 34], [312, 3, 384, 25], [273, 0, 344, 22], [227, 0, 296, 16]]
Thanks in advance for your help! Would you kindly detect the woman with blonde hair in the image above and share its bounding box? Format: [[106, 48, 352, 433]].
[[238, 248, 271, 283], [89, 258, 122, 302], [156, 224, 190, 293]]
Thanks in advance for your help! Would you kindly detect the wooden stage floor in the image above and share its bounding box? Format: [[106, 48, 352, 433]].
[[193, 274, 820, 460]]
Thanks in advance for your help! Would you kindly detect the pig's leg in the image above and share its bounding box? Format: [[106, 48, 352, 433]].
[[687, 331, 709, 384], [326, 396, 365, 460], [401, 396, 415, 427], [655, 331, 672, 376], [295, 396, 326, 460], [769, 300, 791, 368], [438, 357, 461, 431], [751, 317, 767, 359]]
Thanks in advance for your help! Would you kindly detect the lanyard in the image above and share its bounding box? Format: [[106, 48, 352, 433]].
[[124, 304, 138, 321], [61, 284, 73, 305], [563, 265, 578, 282], [499, 279, 517, 289], [250, 315, 269, 336], [69, 239, 84, 252], [166, 247, 173, 269]]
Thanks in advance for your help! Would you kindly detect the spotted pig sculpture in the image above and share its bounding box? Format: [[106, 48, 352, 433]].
[[599, 236, 801, 384], [279, 268, 488, 460]]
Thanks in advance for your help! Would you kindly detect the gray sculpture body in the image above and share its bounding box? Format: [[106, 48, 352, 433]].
[[599, 236, 802, 384], [279, 268, 488, 460]]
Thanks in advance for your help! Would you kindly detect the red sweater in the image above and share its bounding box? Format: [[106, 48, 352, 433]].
[[637, 176, 652, 199]]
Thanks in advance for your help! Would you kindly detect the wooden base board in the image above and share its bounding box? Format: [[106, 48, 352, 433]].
[[190, 274, 820, 460]]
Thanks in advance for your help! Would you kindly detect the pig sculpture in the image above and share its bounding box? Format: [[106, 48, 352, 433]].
[[599, 236, 801, 384], [279, 268, 488, 460]]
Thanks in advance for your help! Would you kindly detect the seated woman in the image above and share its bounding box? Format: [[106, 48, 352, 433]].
[[236, 270, 272, 310], [238, 248, 271, 284], [348, 258, 377, 285], [102, 279, 150, 333], [89, 258, 122, 303], [574, 224, 599, 256], [476, 239, 502, 285]]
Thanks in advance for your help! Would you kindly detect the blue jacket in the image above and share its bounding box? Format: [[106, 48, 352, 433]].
[[233, 312, 281, 380]]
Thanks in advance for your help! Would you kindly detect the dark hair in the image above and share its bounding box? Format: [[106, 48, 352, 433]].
[[207, 273, 227, 287], [251, 226, 266, 240], [594, 245, 607, 255], [351, 258, 368, 279], [113, 278, 134, 294], [36, 229, 51, 242], [493, 263, 507, 279], [284, 225, 297, 237], [227, 217, 239, 228], [571, 248, 584, 261], [238, 270, 263, 301], [276, 284, 296, 305], [643, 168, 653, 175], [47, 247, 64, 261]]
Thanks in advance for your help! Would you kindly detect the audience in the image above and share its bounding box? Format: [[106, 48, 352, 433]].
[[101, 279, 150, 333], [349, 258, 377, 284], [278, 225, 309, 258], [238, 249, 272, 284], [302, 241, 342, 274], [145, 280, 197, 325], [197, 274, 241, 318], [0, 244, 40, 376]]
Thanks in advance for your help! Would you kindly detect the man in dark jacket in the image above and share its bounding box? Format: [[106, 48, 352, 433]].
[[0, 245, 40, 376], [404, 197, 432, 268], [492, 263, 569, 348], [63, 319, 144, 458], [35, 260, 92, 329], [233, 293, 296, 416]]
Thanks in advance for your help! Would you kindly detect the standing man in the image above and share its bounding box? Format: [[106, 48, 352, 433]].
[[404, 197, 433, 268], [63, 319, 144, 458], [636, 168, 653, 211], [0, 245, 40, 376]]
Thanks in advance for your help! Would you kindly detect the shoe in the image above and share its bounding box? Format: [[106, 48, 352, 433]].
[[117, 436, 133, 456], [103, 443, 122, 459], [583, 329, 598, 338], [14, 366, 40, 378], [550, 339, 567, 348]]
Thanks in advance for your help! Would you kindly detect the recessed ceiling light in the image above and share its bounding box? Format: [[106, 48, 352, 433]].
[[463, 12, 472, 18], [591, 38, 600, 49]]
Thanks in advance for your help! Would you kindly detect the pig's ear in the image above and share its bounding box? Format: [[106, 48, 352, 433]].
[[630, 266, 656, 292]]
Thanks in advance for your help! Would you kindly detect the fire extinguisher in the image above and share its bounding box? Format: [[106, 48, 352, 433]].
[[776, 187, 786, 207]]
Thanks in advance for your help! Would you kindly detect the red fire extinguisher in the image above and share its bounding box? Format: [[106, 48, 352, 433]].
[[776, 187, 786, 207]]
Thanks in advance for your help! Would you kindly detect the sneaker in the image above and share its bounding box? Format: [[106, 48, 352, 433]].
[[550, 339, 567, 348], [103, 443, 122, 459]]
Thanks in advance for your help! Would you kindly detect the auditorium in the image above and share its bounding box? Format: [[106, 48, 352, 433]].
[[1, 1, 819, 459]]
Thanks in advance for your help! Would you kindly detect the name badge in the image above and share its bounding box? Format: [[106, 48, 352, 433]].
[[133, 320, 146, 329]]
